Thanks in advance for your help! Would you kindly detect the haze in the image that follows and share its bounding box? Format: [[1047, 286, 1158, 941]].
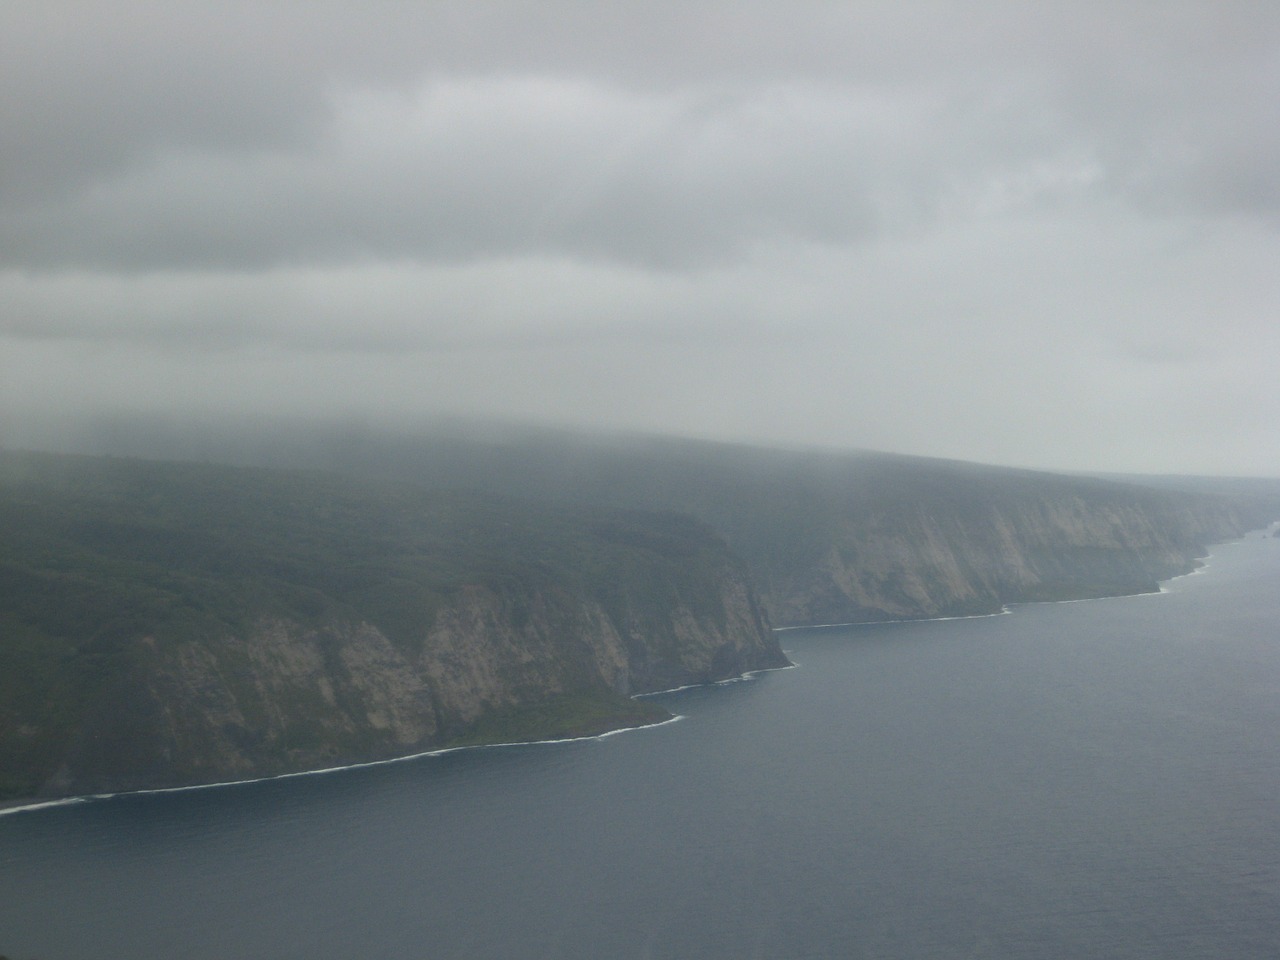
[[3, 2, 1278, 476]]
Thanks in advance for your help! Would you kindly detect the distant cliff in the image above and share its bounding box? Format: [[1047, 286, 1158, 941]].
[[751, 484, 1260, 625], [0, 452, 786, 800], [180, 423, 1275, 626], [7, 428, 1277, 800]]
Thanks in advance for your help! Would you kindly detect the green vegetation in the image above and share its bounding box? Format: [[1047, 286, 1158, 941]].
[[175, 423, 1277, 624], [0, 449, 736, 647], [79, 419, 1280, 623], [6, 425, 1272, 799], [0, 449, 775, 800]]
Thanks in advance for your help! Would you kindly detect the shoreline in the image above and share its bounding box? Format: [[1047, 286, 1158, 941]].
[[0, 662, 795, 819], [634, 660, 796, 697], [8, 532, 1269, 819], [773, 532, 1267, 633], [0, 713, 688, 819]]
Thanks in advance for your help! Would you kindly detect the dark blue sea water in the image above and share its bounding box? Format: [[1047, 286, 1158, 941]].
[[3, 532, 1279, 959]]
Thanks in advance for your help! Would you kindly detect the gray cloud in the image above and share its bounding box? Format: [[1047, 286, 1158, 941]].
[[2, 78, 895, 271], [3, 2, 1280, 475], [6, 2, 1277, 272]]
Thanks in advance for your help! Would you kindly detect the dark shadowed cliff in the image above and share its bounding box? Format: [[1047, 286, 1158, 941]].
[[0, 451, 785, 800]]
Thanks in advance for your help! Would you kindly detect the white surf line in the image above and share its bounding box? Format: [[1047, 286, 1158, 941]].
[[0, 796, 93, 817], [592, 714, 685, 739], [3, 661, 801, 817], [774, 608, 1012, 632], [425, 713, 687, 754], [776, 529, 1277, 629], [633, 660, 797, 698], [1149, 530, 1270, 594], [0, 712, 689, 818]]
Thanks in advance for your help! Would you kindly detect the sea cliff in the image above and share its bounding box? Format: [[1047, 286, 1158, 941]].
[[222, 426, 1272, 626], [0, 452, 785, 800], [4, 432, 1276, 801], [754, 490, 1258, 624], [37, 572, 777, 798]]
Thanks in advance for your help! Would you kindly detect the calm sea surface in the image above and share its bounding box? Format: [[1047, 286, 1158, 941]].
[[3, 533, 1279, 959]]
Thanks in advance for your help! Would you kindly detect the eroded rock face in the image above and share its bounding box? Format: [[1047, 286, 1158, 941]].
[[758, 495, 1257, 626], [39, 566, 786, 798], [0, 449, 790, 801], [273, 429, 1272, 629], [6, 444, 1269, 801]]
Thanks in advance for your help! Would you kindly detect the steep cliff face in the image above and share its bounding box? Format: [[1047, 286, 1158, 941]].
[[75, 421, 1280, 628], [0, 451, 786, 801], [248, 426, 1271, 627], [4, 439, 1273, 800], [42, 569, 780, 798], [759, 492, 1259, 625]]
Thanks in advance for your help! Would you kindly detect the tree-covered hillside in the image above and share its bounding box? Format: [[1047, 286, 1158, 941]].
[[0, 450, 784, 800], [90, 421, 1277, 624]]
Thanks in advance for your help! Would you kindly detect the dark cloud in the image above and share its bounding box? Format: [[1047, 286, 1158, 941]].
[[2, 77, 892, 272], [2, 2, 1279, 475], [4, 2, 1276, 272]]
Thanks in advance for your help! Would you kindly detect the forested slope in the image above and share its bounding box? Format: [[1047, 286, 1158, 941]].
[[160, 423, 1277, 625], [0, 450, 785, 800]]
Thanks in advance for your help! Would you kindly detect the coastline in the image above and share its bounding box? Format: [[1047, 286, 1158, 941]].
[[0, 712, 689, 819], [8, 532, 1268, 819], [773, 532, 1266, 633], [634, 660, 796, 698], [0, 662, 797, 818], [774, 608, 1012, 632]]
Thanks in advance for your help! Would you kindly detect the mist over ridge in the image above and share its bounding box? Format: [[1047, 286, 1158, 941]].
[[3, 410, 1277, 801], [12, 412, 1278, 626], [4, 3, 1280, 477]]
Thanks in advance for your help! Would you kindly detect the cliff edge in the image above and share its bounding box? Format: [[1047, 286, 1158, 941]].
[[0, 452, 786, 800], [224, 426, 1274, 626]]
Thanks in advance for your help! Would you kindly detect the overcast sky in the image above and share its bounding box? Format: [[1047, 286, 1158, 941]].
[[3, 1, 1279, 475]]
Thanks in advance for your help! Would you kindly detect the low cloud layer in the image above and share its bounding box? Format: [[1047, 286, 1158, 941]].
[[4, 2, 1279, 474]]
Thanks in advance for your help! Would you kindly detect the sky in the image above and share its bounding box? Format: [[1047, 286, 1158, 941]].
[[3, 1, 1279, 476]]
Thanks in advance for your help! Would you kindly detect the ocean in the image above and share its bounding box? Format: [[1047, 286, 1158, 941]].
[[2, 532, 1278, 959]]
